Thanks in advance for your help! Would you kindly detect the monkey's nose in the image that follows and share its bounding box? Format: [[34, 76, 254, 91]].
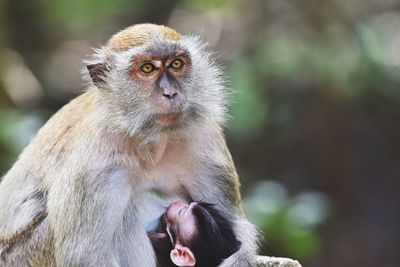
[[163, 91, 178, 99], [172, 200, 184, 206]]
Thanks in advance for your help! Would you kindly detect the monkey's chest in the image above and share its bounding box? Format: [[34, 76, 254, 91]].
[[135, 141, 195, 231], [138, 163, 193, 231], [139, 191, 186, 232]]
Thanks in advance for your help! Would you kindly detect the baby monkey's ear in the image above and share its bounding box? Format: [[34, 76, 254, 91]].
[[170, 243, 196, 267]]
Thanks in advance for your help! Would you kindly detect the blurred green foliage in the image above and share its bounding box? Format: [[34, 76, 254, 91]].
[[0, 110, 44, 171], [245, 181, 329, 260], [230, 59, 268, 138], [43, 0, 135, 32], [186, 0, 236, 10]]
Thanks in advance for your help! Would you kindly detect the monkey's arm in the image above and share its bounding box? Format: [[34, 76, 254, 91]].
[[194, 130, 259, 267], [218, 218, 259, 267], [47, 168, 152, 267], [214, 173, 259, 267]]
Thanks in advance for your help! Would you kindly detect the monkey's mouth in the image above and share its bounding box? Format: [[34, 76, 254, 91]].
[[154, 112, 183, 126]]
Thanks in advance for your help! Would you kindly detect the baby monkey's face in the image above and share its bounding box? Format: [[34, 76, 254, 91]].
[[165, 200, 197, 245], [153, 200, 239, 267]]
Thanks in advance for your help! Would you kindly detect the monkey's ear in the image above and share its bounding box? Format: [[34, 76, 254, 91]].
[[86, 61, 107, 85], [170, 244, 196, 267]]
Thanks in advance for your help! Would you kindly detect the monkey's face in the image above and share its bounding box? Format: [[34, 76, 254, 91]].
[[87, 33, 228, 142], [128, 49, 192, 127]]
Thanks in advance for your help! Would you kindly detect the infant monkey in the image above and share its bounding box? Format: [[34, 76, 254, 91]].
[[148, 201, 241, 267]]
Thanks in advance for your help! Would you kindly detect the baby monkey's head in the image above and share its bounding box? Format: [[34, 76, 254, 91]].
[[152, 200, 241, 267]]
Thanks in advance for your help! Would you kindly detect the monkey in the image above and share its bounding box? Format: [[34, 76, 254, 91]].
[[0, 23, 259, 267], [148, 200, 242, 267]]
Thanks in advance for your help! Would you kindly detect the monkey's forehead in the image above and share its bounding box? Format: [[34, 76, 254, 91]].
[[108, 24, 182, 51]]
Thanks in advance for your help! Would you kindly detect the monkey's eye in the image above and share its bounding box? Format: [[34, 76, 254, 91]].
[[169, 59, 184, 70], [179, 205, 188, 216], [140, 63, 156, 74]]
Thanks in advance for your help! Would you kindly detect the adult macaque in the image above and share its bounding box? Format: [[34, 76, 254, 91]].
[[148, 200, 241, 267], [0, 24, 258, 266]]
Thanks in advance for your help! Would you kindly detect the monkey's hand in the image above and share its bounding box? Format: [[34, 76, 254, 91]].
[[218, 217, 259, 267]]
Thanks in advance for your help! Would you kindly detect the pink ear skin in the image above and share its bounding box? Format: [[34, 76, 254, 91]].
[[170, 243, 196, 267]]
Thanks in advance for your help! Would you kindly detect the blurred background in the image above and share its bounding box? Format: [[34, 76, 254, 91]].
[[0, 0, 399, 266]]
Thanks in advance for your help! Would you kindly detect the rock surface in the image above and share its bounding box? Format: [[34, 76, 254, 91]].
[[257, 256, 302, 267]]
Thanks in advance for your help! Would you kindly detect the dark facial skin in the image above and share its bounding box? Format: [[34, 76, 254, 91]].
[[130, 51, 192, 127]]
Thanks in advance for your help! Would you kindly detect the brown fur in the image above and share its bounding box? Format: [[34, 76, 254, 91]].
[[108, 24, 182, 51], [41, 90, 99, 155]]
